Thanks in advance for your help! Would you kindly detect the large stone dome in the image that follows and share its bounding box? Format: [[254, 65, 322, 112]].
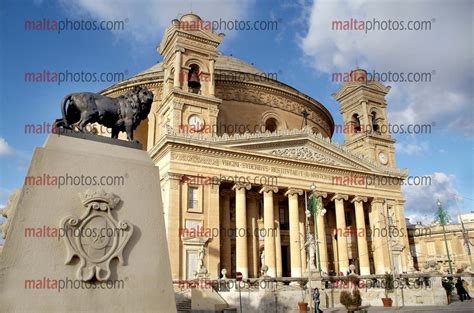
[[101, 53, 334, 139]]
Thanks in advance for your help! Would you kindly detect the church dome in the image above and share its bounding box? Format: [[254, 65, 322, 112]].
[[101, 53, 334, 138]]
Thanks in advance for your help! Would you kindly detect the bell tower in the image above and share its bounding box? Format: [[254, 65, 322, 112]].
[[332, 69, 396, 167], [156, 13, 224, 138]]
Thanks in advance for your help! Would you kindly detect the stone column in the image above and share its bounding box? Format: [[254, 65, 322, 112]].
[[247, 192, 259, 278], [352, 196, 370, 275], [259, 186, 278, 277], [299, 205, 307, 273], [173, 47, 183, 88], [274, 196, 282, 277], [396, 200, 409, 273], [315, 191, 328, 274], [166, 174, 182, 279], [285, 188, 303, 277], [232, 183, 251, 279], [207, 183, 220, 278], [370, 198, 388, 274], [209, 58, 215, 96], [220, 190, 232, 275], [332, 194, 349, 274]]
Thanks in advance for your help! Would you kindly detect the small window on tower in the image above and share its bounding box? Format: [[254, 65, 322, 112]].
[[352, 114, 361, 133], [188, 64, 201, 94], [371, 112, 380, 133]]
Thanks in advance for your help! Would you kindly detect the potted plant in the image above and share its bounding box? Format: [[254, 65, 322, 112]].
[[442, 278, 454, 304], [340, 289, 362, 312], [298, 283, 308, 312], [381, 273, 394, 307]]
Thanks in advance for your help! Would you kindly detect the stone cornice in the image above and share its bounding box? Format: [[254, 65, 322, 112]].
[[159, 125, 407, 178], [151, 143, 406, 201]]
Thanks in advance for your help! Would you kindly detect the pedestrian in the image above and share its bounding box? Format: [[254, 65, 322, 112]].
[[455, 277, 465, 301], [462, 279, 472, 300], [313, 288, 321, 313]]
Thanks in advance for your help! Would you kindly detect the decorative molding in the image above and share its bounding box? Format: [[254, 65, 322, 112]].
[[270, 146, 345, 166], [215, 85, 331, 135], [61, 189, 133, 281], [162, 125, 408, 178]]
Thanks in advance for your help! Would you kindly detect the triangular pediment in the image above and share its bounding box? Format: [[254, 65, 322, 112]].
[[160, 125, 407, 177], [214, 128, 406, 176], [332, 80, 391, 101]]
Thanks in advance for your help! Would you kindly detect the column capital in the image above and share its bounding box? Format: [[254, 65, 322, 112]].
[[232, 183, 251, 191], [331, 194, 349, 201], [284, 188, 303, 197], [371, 198, 385, 205], [351, 196, 368, 203], [174, 46, 185, 53], [259, 186, 278, 194], [313, 191, 328, 199]]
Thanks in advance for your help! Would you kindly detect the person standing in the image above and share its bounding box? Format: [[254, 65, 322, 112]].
[[313, 288, 321, 313], [462, 279, 472, 300], [455, 277, 465, 301]]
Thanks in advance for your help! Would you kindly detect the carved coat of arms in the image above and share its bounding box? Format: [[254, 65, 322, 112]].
[[61, 189, 133, 281]]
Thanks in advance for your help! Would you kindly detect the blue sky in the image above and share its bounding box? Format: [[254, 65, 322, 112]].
[[0, 0, 473, 229]]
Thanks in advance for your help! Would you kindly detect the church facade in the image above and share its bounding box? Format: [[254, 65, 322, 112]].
[[100, 13, 409, 280]]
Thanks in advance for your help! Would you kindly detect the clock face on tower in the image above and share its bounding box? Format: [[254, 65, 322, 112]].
[[188, 114, 204, 131], [378, 152, 388, 165]]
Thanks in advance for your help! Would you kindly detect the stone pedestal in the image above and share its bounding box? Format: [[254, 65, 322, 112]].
[[0, 134, 176, 312]]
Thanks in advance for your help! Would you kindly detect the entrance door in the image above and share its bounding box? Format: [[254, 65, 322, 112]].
[[282, 245, 290, 277]]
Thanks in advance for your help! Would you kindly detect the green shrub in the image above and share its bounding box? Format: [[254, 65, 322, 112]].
[[340, 289, 362, 308]]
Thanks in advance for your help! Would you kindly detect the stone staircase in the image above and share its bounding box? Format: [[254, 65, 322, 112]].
[[175, 289, 192, 313]]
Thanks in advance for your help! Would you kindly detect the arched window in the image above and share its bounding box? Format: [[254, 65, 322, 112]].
[[371, 112, 380, 133], [188, 64, 201, 94], [352, 114, 361, 133], [265, 118, 278, 132]]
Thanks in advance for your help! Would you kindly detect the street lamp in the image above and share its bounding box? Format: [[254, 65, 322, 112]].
[[435, 200, 453, 274], [308, 183, 327, 273]]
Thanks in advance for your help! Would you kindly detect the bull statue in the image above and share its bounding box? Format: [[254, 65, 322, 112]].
[[54, 86, 154, 142]]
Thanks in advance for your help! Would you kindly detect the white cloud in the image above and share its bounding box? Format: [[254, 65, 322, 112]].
[[59, 0, 254, 43], [395, 140, 429, 155], [300, 0, 473, 136], [402, 172, 461, 224], [0, 138, 13, 157]]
